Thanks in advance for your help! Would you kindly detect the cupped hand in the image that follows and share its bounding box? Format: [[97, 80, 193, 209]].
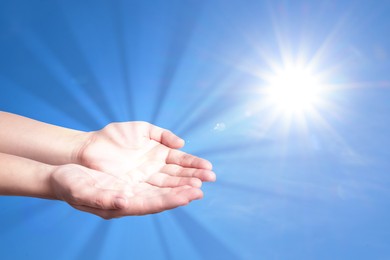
[[76, 122, 216, 185], [50, 164, 203, 219]]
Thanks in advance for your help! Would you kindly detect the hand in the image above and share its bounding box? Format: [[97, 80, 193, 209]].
[[50, 164, 203, 219], [76, 122, 216, 185], [0, 113, 215, 218]]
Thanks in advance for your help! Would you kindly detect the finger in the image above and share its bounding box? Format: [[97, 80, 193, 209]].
[[149, 124, 184, 149], [147, 172, 202, 188], [166, 149, 213, 170], [161, 164, 216, 182], [132, 182, 191, 198], [74, 185, 128, 210]]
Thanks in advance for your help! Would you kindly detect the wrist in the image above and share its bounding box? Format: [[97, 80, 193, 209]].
[[70, 131, 94, 166], [38, 163, 58, 200]]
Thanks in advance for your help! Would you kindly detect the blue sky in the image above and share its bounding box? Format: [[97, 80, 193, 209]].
[[1, 0, 390, 259]]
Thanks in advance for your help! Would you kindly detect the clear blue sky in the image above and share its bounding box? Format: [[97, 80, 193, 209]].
[[1, 0, 390, 259]]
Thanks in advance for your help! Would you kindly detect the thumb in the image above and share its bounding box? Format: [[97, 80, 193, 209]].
[[149, 124, 185, 149]]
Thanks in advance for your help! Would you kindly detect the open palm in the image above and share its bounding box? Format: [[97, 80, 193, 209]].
[[73, 122, 215, 217], [51, 163, 204, 219], [78, 122, 215, 182]]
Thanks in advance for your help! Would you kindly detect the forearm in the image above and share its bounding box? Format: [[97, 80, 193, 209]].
[[0, 152, 56, 199], [0, 111, 88, 165]]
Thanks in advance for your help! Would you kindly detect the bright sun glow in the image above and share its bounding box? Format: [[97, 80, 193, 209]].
[[249, 54, 334, 135], [265, 66, 323, 114]]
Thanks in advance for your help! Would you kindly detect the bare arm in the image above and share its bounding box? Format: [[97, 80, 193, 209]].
[[0, 111, 86, 165], [0, 152, 131, 212], [0, 152, 130, 210], [0, 152, 55, 199]]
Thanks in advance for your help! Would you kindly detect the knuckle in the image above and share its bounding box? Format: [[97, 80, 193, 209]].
[[184, 154, 195, 166], [175, 166, 182, 176], [94, 196, 105, 209], [68, 188, 82, 205], [180, 154, 190, 164]]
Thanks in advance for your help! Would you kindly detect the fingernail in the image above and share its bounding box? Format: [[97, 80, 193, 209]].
[[114, 197, 127, 209], [209, 172, 217, 182], [191, 178, 202, 188], [202, 160, 213, 170]]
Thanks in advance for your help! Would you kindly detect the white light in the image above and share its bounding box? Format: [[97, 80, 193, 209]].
[[265, 67, 322, 114]]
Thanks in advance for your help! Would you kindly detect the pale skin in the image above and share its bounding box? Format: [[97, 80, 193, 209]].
[[0, 112, 215, 219]]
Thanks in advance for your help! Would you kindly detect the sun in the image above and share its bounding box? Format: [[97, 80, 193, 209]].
[[264, 66, 323, 115], [246, 55, 334, 136]]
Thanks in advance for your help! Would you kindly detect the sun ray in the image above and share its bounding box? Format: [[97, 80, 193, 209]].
[[171, 208, 240, 259], [17, 31, 110, 126]]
